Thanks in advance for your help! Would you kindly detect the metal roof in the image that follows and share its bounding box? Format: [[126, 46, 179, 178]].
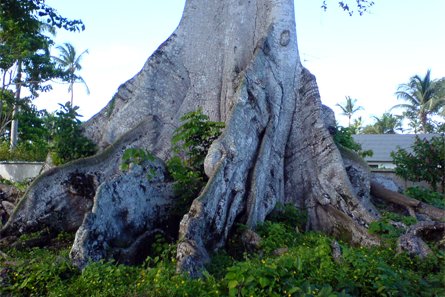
[[352, 134, 442, 162]]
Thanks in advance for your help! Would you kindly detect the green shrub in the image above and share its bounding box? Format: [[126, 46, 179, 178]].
[[266, 203, 307, 231], [368, 212, 417, 242], [0, 101, 50, 162], [0, 176, 30, 192], [120, 148, 155, 170], [391, 136, 445, 192], [257, 221, 299, 254], [0, 248, 79, 296], [48, 103, 97, 165], [2, 227, 444, 297], [1, 198, 443, 297], [333, 126, 373, 158], [0, 102, 97, 164], [167, 108, 224, 214], [404, 186, 445, 209], [52, 261, 140, 297], [223, 227, 444, 297], [0, 140, 47, 161], [368, 219, 403, 240], [120, 147, 159, 181], [206, 250, 235, 280]]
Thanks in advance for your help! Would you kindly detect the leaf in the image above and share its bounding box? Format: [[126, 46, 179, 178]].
[[225, 272, 238, 280], [228, 279, 239, 289], [259, 277, 270, 288], [245, 275, 255, 285]]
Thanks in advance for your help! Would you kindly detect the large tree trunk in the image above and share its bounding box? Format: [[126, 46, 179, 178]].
[[2, 0, 381, 276]]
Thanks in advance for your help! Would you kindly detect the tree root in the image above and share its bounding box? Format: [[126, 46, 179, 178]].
[[117, 229, 173, 265], [397, 221, 445, 258], [370, 181, 445, 221], [10, 232, 54, 250]]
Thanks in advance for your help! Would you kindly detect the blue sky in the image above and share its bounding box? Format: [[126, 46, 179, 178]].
[[37, 0, 445, 127]]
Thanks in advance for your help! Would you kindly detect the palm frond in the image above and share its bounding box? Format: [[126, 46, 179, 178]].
[[78, 76, 90, 95]]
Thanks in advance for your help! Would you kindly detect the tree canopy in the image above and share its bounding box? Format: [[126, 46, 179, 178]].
[[336, 96, 363, 127], [393, 70, 445, 133], [0, 0, 85, 147], [361, 112, 403, 134], [52, 43, 90, 106]]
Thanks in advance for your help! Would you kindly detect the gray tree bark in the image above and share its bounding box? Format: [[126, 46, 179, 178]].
[[2, 0, 383, 276]]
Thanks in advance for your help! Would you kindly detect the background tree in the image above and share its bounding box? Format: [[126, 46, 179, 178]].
[[435, 77, 445, 118], [362, 112, 403, 134], [391, 136, 445, 192], [333, 124, 373, 157], [53, 43, 90, 106], [336, 96, 363, 127], [0, 100, 50, 161], [349, 116, 363, 134], [393, 70, 445, 133], [0, 0, 84, 149], [47, 102, 96, 165], [1, 2, 53, 148]]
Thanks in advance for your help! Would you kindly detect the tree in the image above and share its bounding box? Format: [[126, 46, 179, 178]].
[[15, 101, 49, 158], [1, 2, 53, 148], [436, 77, 445, 117], [336, 96, 363, 127], [391, 136, 445, 192], [333, 125, 373, 158], [47, 102, 97, 165], [53, 43, 90, 106], [0, 100, 50, 162], [393, 70, 445, 133], [362, 112, 403, 134], [0, 0, 84, 148], [349, 116, 363, 134], [6, 0, 442, 278]]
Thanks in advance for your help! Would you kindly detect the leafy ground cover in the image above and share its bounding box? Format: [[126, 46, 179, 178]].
[[1, 205, 443, 297]]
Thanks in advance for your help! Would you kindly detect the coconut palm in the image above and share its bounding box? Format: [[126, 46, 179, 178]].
[[436, 77, 445, 116], [362, 112, 403, 134], [392, 70, 445, 133], [53, 43, 89, 105], [336, 96, 363, 127]]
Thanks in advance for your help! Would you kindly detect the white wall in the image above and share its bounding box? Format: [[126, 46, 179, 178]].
[[0, 162, 44, 182]]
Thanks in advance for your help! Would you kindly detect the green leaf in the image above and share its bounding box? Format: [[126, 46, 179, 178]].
[[228, 280, 239, 289], [259, 277, 270, 288]]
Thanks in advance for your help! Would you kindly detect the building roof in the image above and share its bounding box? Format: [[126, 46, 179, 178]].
[[352, 134, 442, 163]]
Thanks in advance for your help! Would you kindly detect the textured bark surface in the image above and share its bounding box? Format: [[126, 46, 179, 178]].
[[70, 159, 176, 269], [174, 0, 380, 276], [397, 221, 445, 258], [0, 119, 160, 237], [1, 0, 384, 275]]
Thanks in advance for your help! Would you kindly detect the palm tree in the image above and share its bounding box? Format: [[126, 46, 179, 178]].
[[392, 70, 445, 133], [436, 77, 445, 117], [53, 43, 89, 106], [362, 112, 403, 134], [336, 96, 363, 127]]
